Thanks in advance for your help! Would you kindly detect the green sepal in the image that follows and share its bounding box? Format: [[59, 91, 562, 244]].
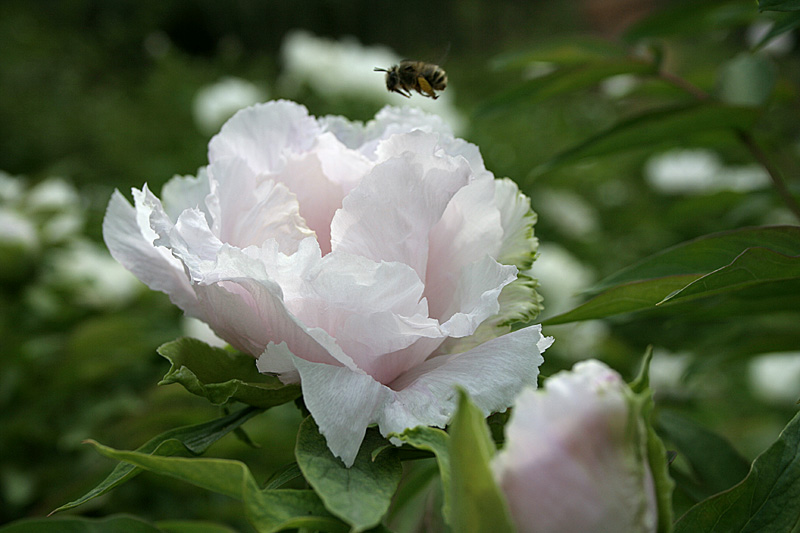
[[158, 337, 300, 408]]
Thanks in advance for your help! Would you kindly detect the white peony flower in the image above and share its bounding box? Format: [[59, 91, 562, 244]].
[[749, 351, 800, 404], [104, 100, 550, 466], [193, 77, 268, 135], [644, 149, 769, 195], [493, 360, 658, 533]]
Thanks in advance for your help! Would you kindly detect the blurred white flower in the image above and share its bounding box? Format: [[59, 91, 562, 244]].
[[493, 360, 658, 533], [0, 171, 24, 202], [534, 188, 600, 238], [193, 77, 268, 135], [279, 30, 465, 134], [543, 320, 610, 363], [0, 208, 38, 251], [645, 149, 769, 195], [26, 177, 82, 212], [749, 352, 800, 404], [601, 74, 639, 98], [45, 240, 142, 308], [649, 347, 691, 393], [530, 242, 595, 316], [747, 20, 795, 56]]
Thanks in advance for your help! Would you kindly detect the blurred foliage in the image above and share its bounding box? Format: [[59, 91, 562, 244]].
[[2, 0, 800, 530]]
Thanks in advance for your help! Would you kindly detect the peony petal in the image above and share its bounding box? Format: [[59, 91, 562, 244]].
[[103, 190, 199, 315], [208, 100, 321, 173], [206, 157, 313, 253], [284, 345, 392, 467], [425, 178, 504, 320], [160, 169, 212, 223], [382, 325, 551, 437], [330, 131, 472, 279]]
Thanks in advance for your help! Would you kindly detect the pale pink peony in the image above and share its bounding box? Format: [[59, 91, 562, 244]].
[[104, 100, 550, 466], [493, 360, 658, 533]]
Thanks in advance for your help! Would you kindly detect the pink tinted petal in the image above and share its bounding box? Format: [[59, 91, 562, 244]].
[[103, 190, 199, 315], [330, 132, 472, 279], [285, 347, 392, 467], [381, 325, 551, 435], [206, 158, 313, 253], [425, 178, 503, 319], [439, 255, 518, 338], [208, 100, 321, 173]]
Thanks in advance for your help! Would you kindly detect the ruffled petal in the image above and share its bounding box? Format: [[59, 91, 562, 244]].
[[208, 100, 321, 173], [103, 189, 199, 315], [160, 168, 212, 222], [330, 131, 472, 279]]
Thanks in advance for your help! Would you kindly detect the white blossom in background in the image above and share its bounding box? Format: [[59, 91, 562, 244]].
[[42, 240, 142, 309], [649, 347, 691, 393], [530, 242, 595, 316], [749, 352, 800, 404], [533, 189, 600, 239], [493, 360, 658, 533], [279, 30, 466, 134], [104, 100, 549, 466], [193, 77, 268, 135], [600, 74, 639, 98], [0, 208, 38, 252], [747, 20, 795, 56], [644, 148, 769, 195]]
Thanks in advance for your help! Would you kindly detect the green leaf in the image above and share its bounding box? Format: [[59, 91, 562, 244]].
[[0, 516, 163, 533], [52, 406, 262, 513], [545, 226, 800, 324], [477, 59, 657, 117], [448, 390, 515, 533], [759, 0, 800, 12], [716, 54, 776, 106], [590, 226, 800, 295], [543, 275, 699, 324], [534, 103, 761, 176], [85, 440, 348, 533], [674, 411, 800, 532], [158, 337, 300, 408], [661, 247, 800, 304], [490, 38, 626, 69], [393, 426, 453, 523], [658, 411, 750, 502], [155, 521, 238, 533], [295, 417, 402, 532], [626, 1, 756, 42]]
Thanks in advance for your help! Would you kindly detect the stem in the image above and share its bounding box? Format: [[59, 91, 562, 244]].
[[658, 70, 800, 222], [737, 130, 800, 222]]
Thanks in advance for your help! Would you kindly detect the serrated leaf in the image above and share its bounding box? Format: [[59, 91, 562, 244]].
[[85, 440, 347, 533], [393, 426, 453, 523], [674, 411, 800, 532], [295, 417, 402, 532], [52, 406, 262, 513], [478, 59, 656, 117], [759, 0, 800, 12], [658, 411, 750, 502], [661, 247, 800, 304], [0, 515, 163, 533], [449, 390, 515, 533], [158, 337, 300, 408], [534, 103, 761, 176]]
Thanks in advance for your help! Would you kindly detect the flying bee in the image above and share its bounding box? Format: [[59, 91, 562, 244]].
[[374, 60, 448, 99]]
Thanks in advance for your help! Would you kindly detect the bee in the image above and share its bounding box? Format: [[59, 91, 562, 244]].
[[374, 60, 448, 99]]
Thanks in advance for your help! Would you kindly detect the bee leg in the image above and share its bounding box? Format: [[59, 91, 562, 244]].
[[397, 88, 411, 98], [417, 77, 436, 99]]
